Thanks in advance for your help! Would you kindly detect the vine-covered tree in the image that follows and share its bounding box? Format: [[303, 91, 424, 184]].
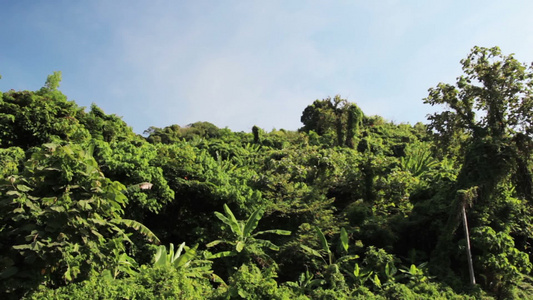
[[425, 46, 533, 200], [425, 46, 533, 295], [300, 96, 364, 147], [0, 73, 90, 148]]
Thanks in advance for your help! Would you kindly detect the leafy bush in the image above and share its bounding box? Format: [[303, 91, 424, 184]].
[[471, 226, 531, 297], [0, 144, 157, 298], [220, 263, 302, 300], [26, 265, 214, 299]]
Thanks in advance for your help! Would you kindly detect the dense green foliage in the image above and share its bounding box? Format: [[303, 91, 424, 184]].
[[1, 46, 532, 299]]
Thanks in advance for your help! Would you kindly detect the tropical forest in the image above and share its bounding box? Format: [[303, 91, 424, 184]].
[[1, 46, 532, 299]]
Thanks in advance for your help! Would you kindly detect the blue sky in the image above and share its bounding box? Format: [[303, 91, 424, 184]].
[[1, 1, 533, 133]]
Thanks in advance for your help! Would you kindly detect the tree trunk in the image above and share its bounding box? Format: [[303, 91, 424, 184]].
[[462, 205, 476, 285]]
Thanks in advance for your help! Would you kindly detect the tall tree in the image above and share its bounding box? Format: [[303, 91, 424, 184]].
[[300, 96, 363, 147], [300, 98, 337, 136], [425, 46, 533, 293], [345, 103, 364, 148], [425, 46, 533, 199], [0, 74, 90, 148]]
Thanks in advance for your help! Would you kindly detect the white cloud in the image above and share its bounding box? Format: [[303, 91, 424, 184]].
[[101, 1, 346, 131], [6, 1, 533, 133]]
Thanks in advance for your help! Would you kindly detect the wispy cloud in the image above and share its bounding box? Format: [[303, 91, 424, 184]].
[[2, 1, 533, 133], [106, 1, 344, 131]]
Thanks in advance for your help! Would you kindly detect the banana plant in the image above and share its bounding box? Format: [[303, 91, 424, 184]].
[[383, 261, 398, 283], [101, 239, 139, 280], [285, 269, 326, 295], [366, 261, 399, 290], [206, 204, 291, 258], [301, 227, 359, 268], [153, 242, 225, 284], [153, 242, 198, 269], [349, 262, 373, 286], [400, 142, 438, 178], [398, 262, 433, 285], [301, 227, 359, 284]]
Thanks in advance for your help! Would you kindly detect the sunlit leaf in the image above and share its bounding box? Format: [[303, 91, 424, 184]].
[[340, 227, 349, 252], [243, 206, 264, 237]]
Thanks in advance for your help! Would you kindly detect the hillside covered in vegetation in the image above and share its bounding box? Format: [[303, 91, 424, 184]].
[[1, 46, 532, 299]]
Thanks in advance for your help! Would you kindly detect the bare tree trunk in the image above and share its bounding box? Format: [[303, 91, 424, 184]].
[[462, 205, 476, 285]]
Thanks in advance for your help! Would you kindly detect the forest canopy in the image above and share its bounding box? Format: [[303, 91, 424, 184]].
[[1, 46, 532, 299]]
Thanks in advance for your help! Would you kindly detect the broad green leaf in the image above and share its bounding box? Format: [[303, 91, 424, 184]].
[[206, 240, 226, 248], [354, 263, 361, 276], [314, 226, 330, 254], [113, 219, 160, 244], [253, 229, 291, 236], [222, 204, 243, 237], [235, 241, 245, 252], [6, 190, 21, 197], [13, 244, 32, 250], [243, 206, 264, 237], [153, 245, 167, 267], [337, 254, 359, 264], [214, 211, 232, 226], [410, 264, 417, 274], [255, 239, 279, 251], [24, 200, 41, 212], [207, 251, 236, 259], [174, 244, 198, 268], [385, 262, 397, 278], [42, 197, 57, 205], [88, 218, 106, 226], [173, 242, 185, 263], [340, 227, 349, 253], [64, 267, 73, 282], [16, 184, 31, 192], [372, 274, 382, 288], [215, 211, 242, 238], [49, 205, 66, 213], [239, 223, 245, 237], [166, 243, 175, 264], [301, 244, 323, 259], [90, 229, 104, 242], [30, 240, 44, 251], [77, 199, 93, 210]]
